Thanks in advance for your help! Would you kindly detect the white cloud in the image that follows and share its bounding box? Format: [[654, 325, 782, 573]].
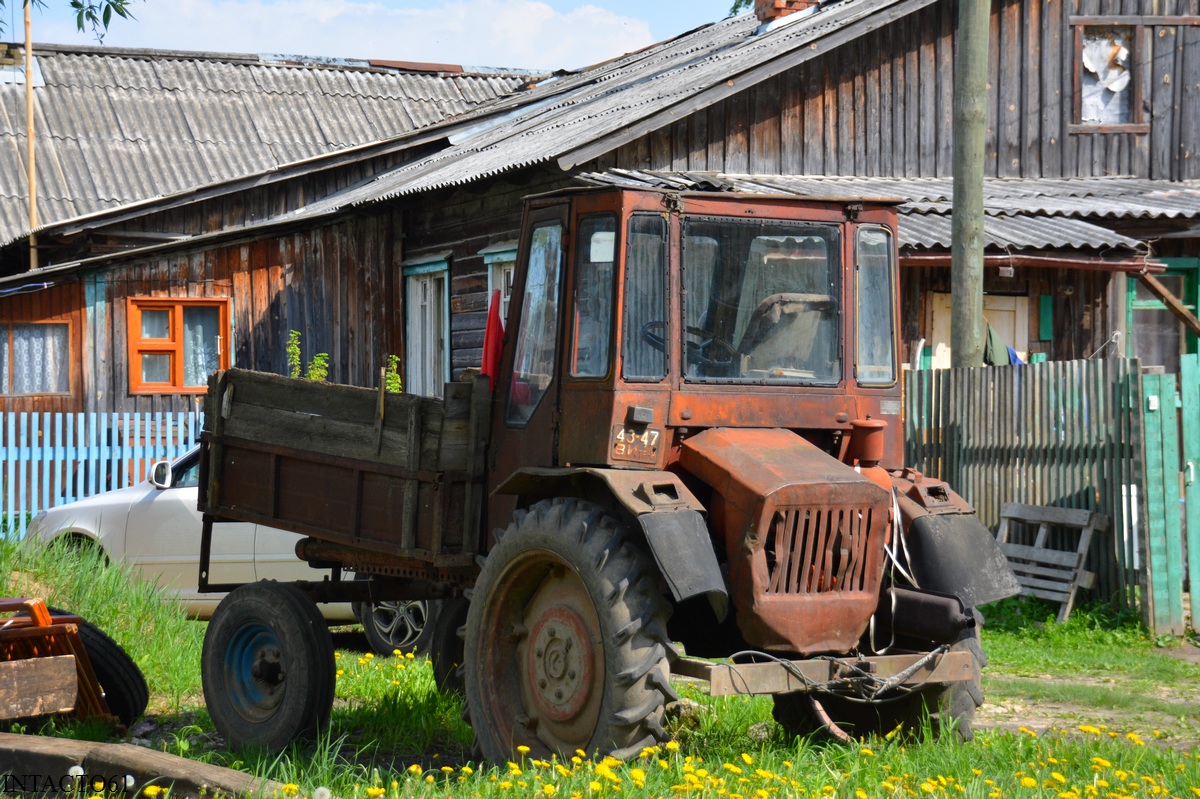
[[32, 0, 655, 72]]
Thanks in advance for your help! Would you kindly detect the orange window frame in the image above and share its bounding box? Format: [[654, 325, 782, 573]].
[[127, 297, 230, 394]]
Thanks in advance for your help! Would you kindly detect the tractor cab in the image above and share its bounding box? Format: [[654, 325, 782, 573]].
[[488, 187, 907, 506]]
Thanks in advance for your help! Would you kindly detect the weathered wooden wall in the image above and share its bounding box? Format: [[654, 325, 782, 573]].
[[899, 266, 1113, 362], [0, 281, 84, 414], [78, 210, 403, 415], [401, 167, 576, 378], [597, 0, 1200, 181]]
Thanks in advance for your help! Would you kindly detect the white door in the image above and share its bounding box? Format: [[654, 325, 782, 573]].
[[926, 292, 1030, 368], [406, 270, 447, 397]]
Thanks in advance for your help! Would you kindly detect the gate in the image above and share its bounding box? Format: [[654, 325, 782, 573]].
[[1179, 354, 1199, 635]]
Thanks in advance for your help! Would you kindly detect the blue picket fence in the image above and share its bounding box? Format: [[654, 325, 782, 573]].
[[0, 412, 204, 538]]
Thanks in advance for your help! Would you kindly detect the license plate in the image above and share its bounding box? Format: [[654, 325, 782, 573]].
[[611, 425, 661, 464]]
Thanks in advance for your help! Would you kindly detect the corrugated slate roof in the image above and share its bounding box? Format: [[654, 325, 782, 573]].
[[576, 170, 1180, 254], [0, 44, 528, 244]]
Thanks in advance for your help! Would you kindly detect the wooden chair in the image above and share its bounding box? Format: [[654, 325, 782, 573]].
[[995, 503, 1110, 622]]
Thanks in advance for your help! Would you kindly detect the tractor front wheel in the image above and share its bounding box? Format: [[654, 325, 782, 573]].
[[463, 499, 675, 761]]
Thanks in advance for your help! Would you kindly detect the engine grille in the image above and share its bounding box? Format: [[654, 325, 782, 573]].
[[764, 505, 883, 594]]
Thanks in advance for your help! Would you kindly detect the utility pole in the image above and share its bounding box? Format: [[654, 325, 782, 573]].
[[950, 0, 988, 367], [24, 0, 39, 270]]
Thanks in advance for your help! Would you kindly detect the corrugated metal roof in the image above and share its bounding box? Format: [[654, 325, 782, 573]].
[[310, 0, 939, 209], [577, 170, 1167, 253], [0, 44, 528, 245]]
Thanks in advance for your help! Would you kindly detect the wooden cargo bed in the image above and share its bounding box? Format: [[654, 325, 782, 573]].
[[199, 369, 490, 581]]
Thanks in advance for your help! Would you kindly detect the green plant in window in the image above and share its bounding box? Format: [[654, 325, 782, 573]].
[[305, 353, 330, 382], [286, 329, 330, 382], [286, 330, 303, 379], [384, 354, 403, 394]]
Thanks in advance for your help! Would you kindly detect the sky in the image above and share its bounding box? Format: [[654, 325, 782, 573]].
[[7, 0, 741, 72]]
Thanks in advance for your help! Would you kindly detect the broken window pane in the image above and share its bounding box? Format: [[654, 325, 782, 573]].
[[1080, 26, 1134, 125]]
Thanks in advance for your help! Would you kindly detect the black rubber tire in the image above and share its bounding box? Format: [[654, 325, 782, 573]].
[[201, 582, 335, 752], [26, 607, 148, 728], [430, 595, 469, 695], [356, 598, 440, 656], [773, 610, 985, 743], [463, 498, 676, 761]]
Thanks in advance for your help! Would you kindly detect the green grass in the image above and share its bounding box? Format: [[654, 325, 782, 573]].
[[0, 532, 205, 709], [5, 545, 1199, 798]]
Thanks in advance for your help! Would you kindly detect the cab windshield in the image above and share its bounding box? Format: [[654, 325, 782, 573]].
[[680, 217, 842, 385]]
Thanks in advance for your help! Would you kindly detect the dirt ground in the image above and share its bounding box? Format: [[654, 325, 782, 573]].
[[975, 640, 1200, 749]]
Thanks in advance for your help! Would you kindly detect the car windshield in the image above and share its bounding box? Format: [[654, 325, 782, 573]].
[[681, 217, 842, 385]]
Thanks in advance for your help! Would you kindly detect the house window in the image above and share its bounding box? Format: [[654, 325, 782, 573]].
[[1127, 261, 1199, 374], [127, 298, 229, 393], [404, 259, 449, 398], [1071, 21, 1148, 133], [482, 242, 517, 328], [0, 323, 69, 395]]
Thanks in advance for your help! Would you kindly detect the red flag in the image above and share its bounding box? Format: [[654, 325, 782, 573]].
[[481, 289, 504, 392]]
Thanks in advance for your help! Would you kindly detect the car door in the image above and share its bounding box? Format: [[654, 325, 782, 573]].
[[122, 450, 256, 608]]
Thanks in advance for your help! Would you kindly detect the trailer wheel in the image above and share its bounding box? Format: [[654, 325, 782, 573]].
[[464, 498, 675, 761], [356, 598, 439, 656], [202, 582, 335, 752], [430, 595, 470, 695], [773, 612, 984, 742]]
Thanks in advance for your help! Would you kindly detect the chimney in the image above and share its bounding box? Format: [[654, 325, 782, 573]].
[[754, 0, 819, 24]]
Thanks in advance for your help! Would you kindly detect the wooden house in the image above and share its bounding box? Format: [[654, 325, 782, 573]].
[[1, 0, 1197, 417]]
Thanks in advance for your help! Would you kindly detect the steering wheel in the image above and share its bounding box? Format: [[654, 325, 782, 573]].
[[640, 321, 736, 368]]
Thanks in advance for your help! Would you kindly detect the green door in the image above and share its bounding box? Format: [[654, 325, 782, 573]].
[[1183, 353, 1200, 635]]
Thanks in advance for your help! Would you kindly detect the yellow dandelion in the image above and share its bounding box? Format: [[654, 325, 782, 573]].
[[441, 766, 454, 774], [501, 781, 513, 790], [631, 769, 646, 782], [1018, 726, 1037, 738], [365, 788, 385, 798], [405, 651, 415, 659], [1020, 777, 1037, 788], [589, 781, 603, 792], [393, 648, 402, 656], [741, 753, 753, 765], [666, 741, 680, 751], [424, 775, 435, 784], [723, 765, 743, 776], [1092, 757, 1111, 769], [545, 785, 559, 797], [143, 788, 163, 799], [856, 790, 869, 799], [280, 785, 300, 796], [518, 745, 532, 755], [861, 747, 875, 757], [1051, 773, 1066, 784]]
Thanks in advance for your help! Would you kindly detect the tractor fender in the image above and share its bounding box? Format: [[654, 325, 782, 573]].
[[892, 475, 1021, 608], [493, 467, 729, 619]]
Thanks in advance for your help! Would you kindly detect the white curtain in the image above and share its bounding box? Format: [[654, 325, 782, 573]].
[[183, 307, 221, 387], [9, 325, 68, 394]]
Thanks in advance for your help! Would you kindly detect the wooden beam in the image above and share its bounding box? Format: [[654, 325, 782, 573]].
[[0, 656, 78, 721], [1137, 273, 1200, 339]]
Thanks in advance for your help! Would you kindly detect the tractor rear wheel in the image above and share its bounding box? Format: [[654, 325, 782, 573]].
[[463, 498, 675, 761]]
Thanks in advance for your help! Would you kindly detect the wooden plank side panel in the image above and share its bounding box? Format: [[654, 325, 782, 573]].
[[1181, 26, 1200, 179], [1150, 24, 1178, 179], [1043, 0, 1065, 176], [997, 0, 1023, 177]]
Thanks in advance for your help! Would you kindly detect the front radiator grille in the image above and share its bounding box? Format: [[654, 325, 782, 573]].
[[764, 505, 881, 594]]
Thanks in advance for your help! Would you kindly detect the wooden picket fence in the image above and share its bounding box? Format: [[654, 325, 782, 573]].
[[905, 359, 1146, 613], [0, 412, 203, 538]]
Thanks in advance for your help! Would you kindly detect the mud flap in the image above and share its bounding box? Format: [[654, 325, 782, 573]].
[[905, 513, 1021, 608], [638, 510, 729, 622]]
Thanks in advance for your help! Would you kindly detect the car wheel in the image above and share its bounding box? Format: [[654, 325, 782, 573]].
[[202, 582, 335, 752], [357, 598, 439, 656]]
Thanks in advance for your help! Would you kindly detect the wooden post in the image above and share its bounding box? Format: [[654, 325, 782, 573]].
[[24, 1, 38, 271], [950, 0, 988, 367]]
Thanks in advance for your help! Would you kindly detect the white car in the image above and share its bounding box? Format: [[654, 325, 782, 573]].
[[25, 448, 434, 653]]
